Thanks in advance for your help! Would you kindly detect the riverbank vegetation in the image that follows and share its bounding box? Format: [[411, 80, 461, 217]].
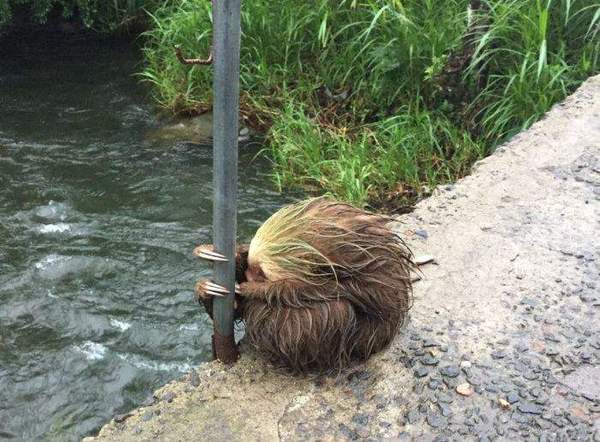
[[141, 0, 599, 208], [5, 0, 598, 209]]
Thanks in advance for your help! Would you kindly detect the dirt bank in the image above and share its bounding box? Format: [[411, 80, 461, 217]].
[[86, 75, 600, 441]]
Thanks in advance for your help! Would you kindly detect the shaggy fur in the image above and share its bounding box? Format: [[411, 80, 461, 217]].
[[202, 197, 415, 373]]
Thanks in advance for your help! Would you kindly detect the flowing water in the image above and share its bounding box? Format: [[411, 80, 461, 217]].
[[0, 31, 289, 440]]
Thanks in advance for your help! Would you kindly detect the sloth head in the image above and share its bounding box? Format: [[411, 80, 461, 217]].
[[247, 198, 337, 283], [246, 197, 409, 284]]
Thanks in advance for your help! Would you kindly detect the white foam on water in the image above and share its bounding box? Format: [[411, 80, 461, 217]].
[[110, 318, 132, 332], [116, 353, 193, 373], [38, 223, 71, 234], [74, 341, 107, 361], [32, 254, 118, 282], [34, 254, 65, 270], [35, 200, 71, 221], [177, 323, 199, 331]]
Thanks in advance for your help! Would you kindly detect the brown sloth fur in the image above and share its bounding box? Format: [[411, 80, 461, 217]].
[[199, 197, 415, 373]]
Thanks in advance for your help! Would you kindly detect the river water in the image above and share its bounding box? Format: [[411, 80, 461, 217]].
[[0, 31, 288, 440]]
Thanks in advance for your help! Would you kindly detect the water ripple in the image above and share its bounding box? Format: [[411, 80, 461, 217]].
[[0, 33, 292, 441]]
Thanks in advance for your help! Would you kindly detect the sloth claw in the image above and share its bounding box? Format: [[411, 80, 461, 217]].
[[196, 279, 230, 299], [205, 281, 229, 295], [193, 245, 228, 262], [206, 281, 229, 294]]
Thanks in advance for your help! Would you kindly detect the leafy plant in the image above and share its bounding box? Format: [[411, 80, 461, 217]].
[[138, 0, 599, 207]]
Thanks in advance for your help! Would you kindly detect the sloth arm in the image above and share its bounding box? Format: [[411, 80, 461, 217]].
[[239, 276, 408, 319], [237, 279, 345, 309]]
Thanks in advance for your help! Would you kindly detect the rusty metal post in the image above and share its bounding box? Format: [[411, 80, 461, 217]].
[[211, 0, 241, 363]]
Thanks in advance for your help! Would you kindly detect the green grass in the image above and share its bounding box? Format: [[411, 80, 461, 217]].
[[268, 103, 484, 206], [467, 0, 600, 142], [141, 0, 600, 208]]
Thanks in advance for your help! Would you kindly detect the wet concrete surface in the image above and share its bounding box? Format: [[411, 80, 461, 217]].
[[86, 75, 600, 441]]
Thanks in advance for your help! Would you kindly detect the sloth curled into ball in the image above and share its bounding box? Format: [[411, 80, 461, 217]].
[[194, 197, 416, 372]]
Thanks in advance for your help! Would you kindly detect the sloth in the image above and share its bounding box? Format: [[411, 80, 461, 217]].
[[194, 197, 416, 372]]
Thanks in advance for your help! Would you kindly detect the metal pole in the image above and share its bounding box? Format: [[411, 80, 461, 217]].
[[211, 0, 241, 363]]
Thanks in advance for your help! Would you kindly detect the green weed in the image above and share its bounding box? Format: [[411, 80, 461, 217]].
[[141, 0, 599, 208], [468, 0, 599, 141]]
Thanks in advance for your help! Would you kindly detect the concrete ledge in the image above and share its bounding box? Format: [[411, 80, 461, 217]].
[[87, 75, 600, 441]]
